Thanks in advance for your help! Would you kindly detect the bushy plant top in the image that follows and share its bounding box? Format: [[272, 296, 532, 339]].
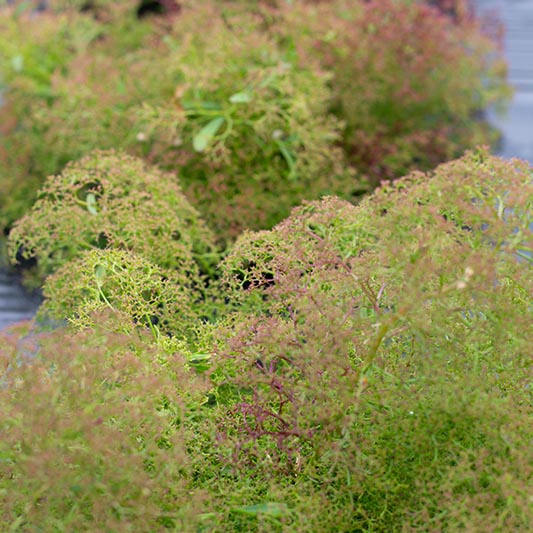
[[8, 151, 217, 286], [0, 319, 207, 530], [0, 8, 86, 230], [223, 149, 531, 295], [0, 0, 364, 245], [200, 150, 532, 529], [137, 2, 362, 242], [219, 150, 532, 417], [271, 0, 511, 182], [1, 0, 509, 246], [0, 151, 531, 530], [40, 248, 198, 336], [0, 1, 165, 232]]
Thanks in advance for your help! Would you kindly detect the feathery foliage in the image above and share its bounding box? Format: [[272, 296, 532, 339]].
[[8, 151, 217, 287]]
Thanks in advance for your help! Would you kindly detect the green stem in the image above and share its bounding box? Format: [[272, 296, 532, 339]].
[[356, 320, 392, 399]]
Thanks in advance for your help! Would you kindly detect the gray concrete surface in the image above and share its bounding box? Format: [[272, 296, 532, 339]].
[[476, 0, 533, 161], [0, 271, 42, 330]]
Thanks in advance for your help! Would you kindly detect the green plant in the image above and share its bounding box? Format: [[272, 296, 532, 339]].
[[0, 8, 84, 232], [8, 150, 218, 287], [0, 2, 163, 236], [1, 0, 510, 248], [1, 1, 364, 247], [271, 0, 511, 183], [0, 318, 205, 530], [138, 3, 363, 242], [0, 151, 531, 531], [40, 248, 198, 336], [197, 150, 532, 529]]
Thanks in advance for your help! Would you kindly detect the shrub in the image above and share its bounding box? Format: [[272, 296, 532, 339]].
[[137, 2, 362, 242], [1, 1, 363, 246], [0, 2, 162, 235], [1, 151, 531, 531], [272, 0, 511, 183], [0, 0, 509, 245], [8, 150, 217, 287], [0, 7, 81, 232], [0, 318, 206, 530], [197, 150, 532, 529], [40, 248, 198, 336]]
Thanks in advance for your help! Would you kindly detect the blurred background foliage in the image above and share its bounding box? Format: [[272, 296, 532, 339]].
[[0, 0, 510, 246]]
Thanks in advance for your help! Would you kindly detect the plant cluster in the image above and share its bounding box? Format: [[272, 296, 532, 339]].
[[2, 150, 531, 530], [204, 149, 532, 529], [0, 0, 509, 246], [0, 0, 170, 232], [8, 150, 216, 279], [137, 3, 360, 240], [0, 0, 529, 530], [8, 151, 217, 333], [0, 0, 360, 246], [273, 0, 511, 183], [0, 319, 206, 530], [41, 248, 198, 336]]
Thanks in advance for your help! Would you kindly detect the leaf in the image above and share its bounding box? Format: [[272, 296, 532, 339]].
[[11, 55, 24, 73], [193, 117, 225, 152], [496, 196, 504, 219], [229, 91, 252, 104], [188, 352, 211, 373], [198, 512, 218, 521], [275, 139, 297, 180], [188, 352, 211, 364], [14, 1, 32, 17], [232, 502, 289, 518], [182, 100, 222, 112], [94, 265, 106, 284], [86, 193, 98, 215]]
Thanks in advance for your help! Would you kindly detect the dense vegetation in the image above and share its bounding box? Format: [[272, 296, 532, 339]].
[[0, 0, 509, 241], [1, 0, 531, 531]]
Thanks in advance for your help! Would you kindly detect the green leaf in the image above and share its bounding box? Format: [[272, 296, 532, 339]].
[[229, 91, 252, 104], [275, 139, 297, 180], [86, 193, 98, 215], [182, 100, 222, 111], [198, 512, 218, 521], [193, 117, 225, 152], [496, 196, 504, 219], [232, 502, 289, 518], [188, 352, 211, 363], [188, 352, 211, 373], [11, 55, 24, 73], [14, 1, 32, 18], [94, 264, 106, 284]]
